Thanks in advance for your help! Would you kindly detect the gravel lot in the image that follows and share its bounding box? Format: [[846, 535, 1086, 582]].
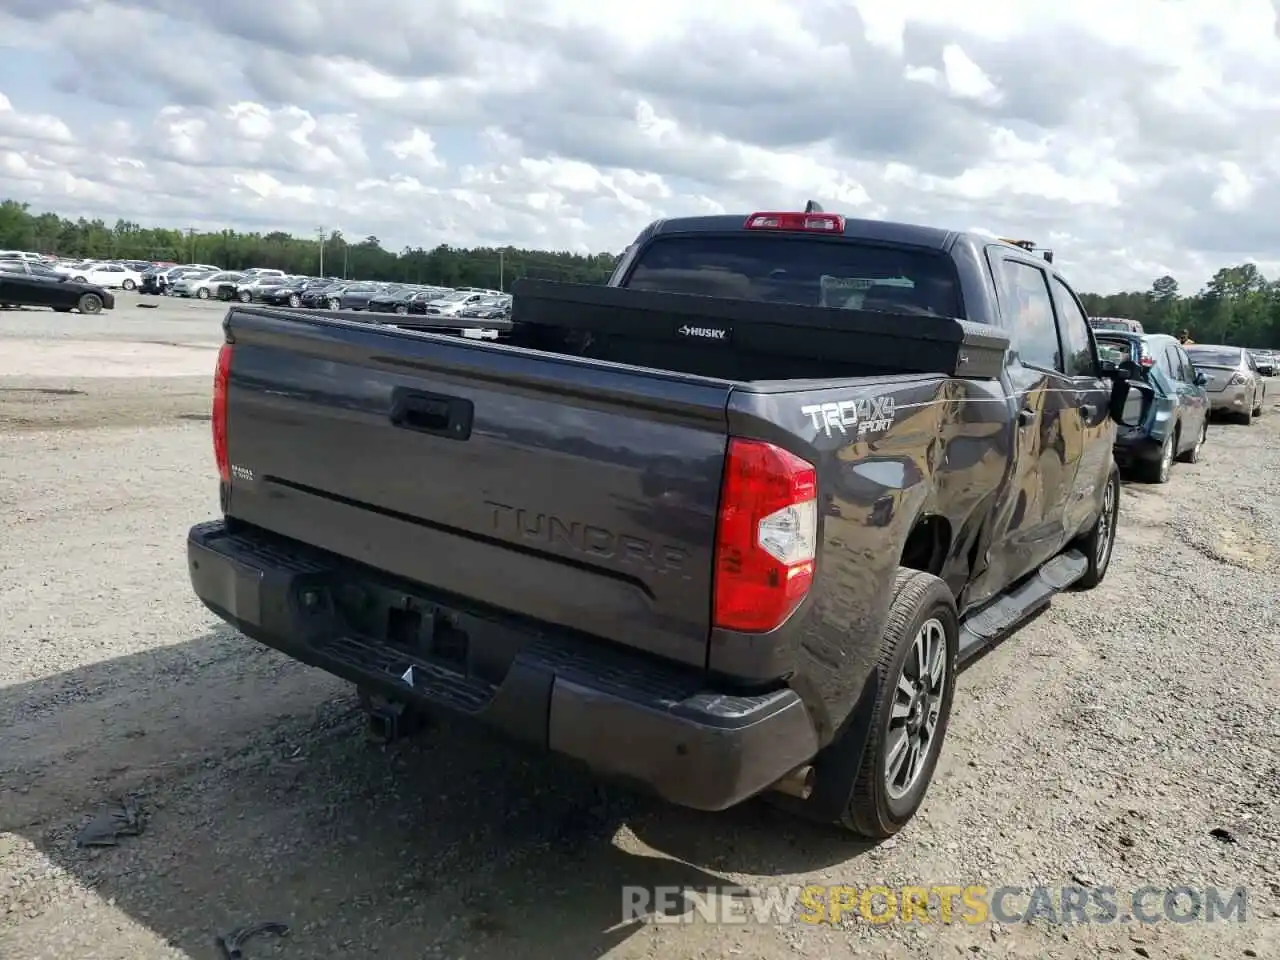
[[1, 294, 1277, 960]]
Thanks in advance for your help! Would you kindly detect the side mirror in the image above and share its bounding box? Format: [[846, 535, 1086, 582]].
[[1194, 370, 1208, 386], [1106, 371, 1153, 427]]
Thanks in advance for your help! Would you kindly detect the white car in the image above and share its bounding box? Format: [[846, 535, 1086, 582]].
[[423, 291, 491, 315], [67, 263, 144, 290], [172, 271, 243, 299]]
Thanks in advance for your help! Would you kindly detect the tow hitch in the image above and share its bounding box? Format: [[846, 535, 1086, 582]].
[[359, 687, 429, 744]]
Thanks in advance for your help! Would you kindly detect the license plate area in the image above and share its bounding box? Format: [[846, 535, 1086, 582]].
[[332, 577, 528, 686]]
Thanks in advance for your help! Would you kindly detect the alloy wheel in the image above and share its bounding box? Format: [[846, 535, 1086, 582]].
[[885, 618, 947, 800]]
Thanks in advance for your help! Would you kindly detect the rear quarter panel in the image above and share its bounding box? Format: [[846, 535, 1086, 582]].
[[716, 375, 1014, 743]]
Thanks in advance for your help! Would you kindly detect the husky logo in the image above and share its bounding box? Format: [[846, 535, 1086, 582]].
[[676, 324, 729, 341], [801, 396, 897, 439]]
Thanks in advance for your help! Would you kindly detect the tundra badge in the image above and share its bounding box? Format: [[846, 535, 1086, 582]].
[[801, 395, 897, 439]]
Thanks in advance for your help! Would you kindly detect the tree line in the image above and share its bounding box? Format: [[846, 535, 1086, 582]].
[[2, 199, 1276, 346], [0, 199, 619, 289]]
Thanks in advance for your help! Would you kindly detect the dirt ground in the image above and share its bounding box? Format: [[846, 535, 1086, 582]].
[[1, 299, 1277, 959]]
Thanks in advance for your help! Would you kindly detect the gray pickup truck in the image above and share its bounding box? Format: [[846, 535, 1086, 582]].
[[188, 207, 1149, 837]]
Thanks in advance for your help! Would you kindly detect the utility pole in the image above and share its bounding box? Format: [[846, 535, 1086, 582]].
[[317, 226, 326, 276], [186, 227, 195, 264], [499, 249, 505, 291]]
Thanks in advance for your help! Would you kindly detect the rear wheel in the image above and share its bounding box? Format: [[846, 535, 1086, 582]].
[[1071, 465, 1119, 590], [288, 294, 301, 308], [1178, 419, 1207, 463], [1139, 429, 1176, 484], [328, 298, 340, 310], [238, 290, 252, 303], [812, 569, 958, 839], [77, 293, 103, 315], [122, 279, 136, 291], [395, 304, 409, 315], [196, 287, 210, 300]]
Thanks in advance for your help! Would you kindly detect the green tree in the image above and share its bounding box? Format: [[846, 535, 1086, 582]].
[[0, 199, 619, 291]]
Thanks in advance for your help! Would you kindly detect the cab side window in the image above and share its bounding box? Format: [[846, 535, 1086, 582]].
[[1049, 276, 1096, 377], [998, 259, 1062, 372]]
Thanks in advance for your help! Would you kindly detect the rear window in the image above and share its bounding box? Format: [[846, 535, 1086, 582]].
[[1095, 336, 1136, 365], [1185, 347, 1242, 367], [624, 235, 963, 318]]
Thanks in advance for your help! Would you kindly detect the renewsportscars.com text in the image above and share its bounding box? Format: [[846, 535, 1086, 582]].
[[621, 884, 1250, 926]]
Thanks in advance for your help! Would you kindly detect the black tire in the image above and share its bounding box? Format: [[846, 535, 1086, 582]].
[[328, 299, 340, 310], [1137, 428, 1176, 483], [835, 569, 958, 839], [197, 287, 210, 300], [77, 293, 103, 315], [1071, 464, 1119, 590], [238, 290, 252, 303], [122, 279, 136, 291], [288, 294, 301, 308], [395, 305, 409, 315], [1177, 419, 1207, 463], [1252, 391, 1263, 417]]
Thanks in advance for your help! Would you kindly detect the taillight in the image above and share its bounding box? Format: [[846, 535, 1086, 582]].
[[212, 342, 232, 482], [744, 211, 845, 234], [1139, 354, 1155, 367], [713, 438, 818, 633]]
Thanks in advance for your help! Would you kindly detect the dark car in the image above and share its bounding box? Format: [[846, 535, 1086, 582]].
[[329, 282, 387, 310], [1249, 350, 1275, 377], [298, 282, 348, 309], [139, 267, 167, 294], [190, 212, 1150, 840], [258, 278, 326, 308], [1095, 331, 1210, 482], [365, 288, 417, 314], [0, 261, 115, 314], [456, 296, 512, 320]]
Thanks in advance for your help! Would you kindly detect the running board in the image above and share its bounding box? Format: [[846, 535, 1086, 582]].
[[957, 549, 1088, 664]]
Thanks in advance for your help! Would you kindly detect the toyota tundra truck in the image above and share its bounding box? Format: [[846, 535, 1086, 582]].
[[187, 208, 1148, 837]]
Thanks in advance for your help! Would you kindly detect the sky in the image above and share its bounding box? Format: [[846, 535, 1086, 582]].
[[2, 0, 1280, 294]]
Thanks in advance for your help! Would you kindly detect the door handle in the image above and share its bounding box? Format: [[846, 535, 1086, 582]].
[[389, 388, 474, 440], [1018, 406, 1035, 426]]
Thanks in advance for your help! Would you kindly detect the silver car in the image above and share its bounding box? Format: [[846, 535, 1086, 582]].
[[1184, 344, 1267, 424]]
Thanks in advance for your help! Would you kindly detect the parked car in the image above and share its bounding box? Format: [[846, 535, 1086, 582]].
[[64, 263, 144, 290], [0, 262, 114, 314], [456, 295, 512, 320], [1249, 350, 1275, 377], [188, 206, 1150, 840], [299, 281, 347, 308], [1095, 331, 1210, 482], [1183, 344, 1267, 424], [234, 276, 295, 302], [327, 281, 387, 310], [169, 270, 239, 299], [257, 277, 328, 307], [422, 290, 494, 315], [1089, 316, 1144, 334]]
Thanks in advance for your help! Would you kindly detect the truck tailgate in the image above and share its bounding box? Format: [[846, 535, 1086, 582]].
[[222, 310, 731, 668]]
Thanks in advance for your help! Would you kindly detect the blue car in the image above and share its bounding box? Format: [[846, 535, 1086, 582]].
[[1094, 331, 1210, 483]]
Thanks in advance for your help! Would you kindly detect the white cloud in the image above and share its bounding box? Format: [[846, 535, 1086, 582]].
[[1, 0, 1279, 289]]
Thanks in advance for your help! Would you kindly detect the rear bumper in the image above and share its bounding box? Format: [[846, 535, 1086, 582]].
[[187, 520, 819, 811], [1112, 430, 1162, 468], [1208, 385, 1250, 412]]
